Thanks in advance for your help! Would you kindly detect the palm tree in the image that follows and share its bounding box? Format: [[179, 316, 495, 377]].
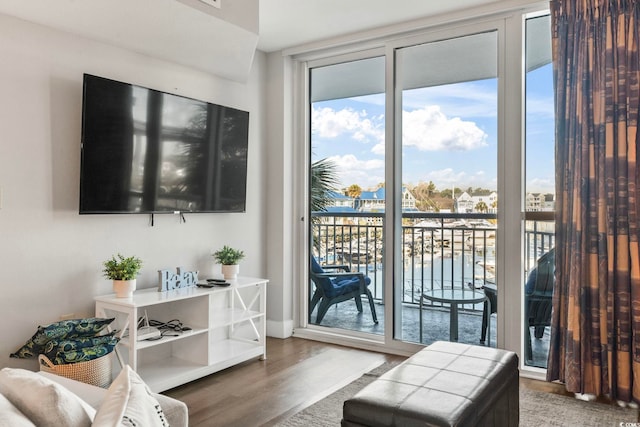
[[310, 158, 339, 252], [475, 201, 488, 213], [311, 158, 339, 213], [346, 184, 362, 199]]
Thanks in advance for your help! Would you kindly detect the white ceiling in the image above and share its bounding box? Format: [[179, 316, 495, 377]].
[[257, 0, 503, 52], [311, 13, 551, 103], [0, 0, 524, 79]]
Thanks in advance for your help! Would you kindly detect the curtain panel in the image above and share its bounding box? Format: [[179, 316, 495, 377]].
[[548, 0, 640, 403]]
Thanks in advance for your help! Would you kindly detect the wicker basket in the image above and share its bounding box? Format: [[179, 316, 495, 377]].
[[38, 353, 112, 388]]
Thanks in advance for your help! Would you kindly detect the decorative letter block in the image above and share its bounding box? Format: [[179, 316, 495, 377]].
[[158, 268, 199, 292], [178, 268, 198, 287]]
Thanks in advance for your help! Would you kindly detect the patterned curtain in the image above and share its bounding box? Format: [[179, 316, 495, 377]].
[[547, 0, 640, 403]]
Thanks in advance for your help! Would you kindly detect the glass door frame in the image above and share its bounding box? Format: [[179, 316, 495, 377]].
[[292, 8, 547, 374], [386, 23, 503, 347], [298, 47, 392, 346]]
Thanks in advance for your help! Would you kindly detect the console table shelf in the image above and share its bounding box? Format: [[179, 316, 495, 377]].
[[119, 327, 209, 350], [95, 276, 267, 392]]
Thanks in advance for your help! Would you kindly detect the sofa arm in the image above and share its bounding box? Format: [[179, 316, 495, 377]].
[[154, 393, 188, 427], [38, 372, 188, 427]]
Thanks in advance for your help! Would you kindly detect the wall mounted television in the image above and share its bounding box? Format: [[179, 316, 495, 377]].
[[79, 74, 249, 214]]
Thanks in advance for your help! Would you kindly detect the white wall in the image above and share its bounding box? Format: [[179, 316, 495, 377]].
[[0, 13, 268, 370], [264, 52, 296, 338]]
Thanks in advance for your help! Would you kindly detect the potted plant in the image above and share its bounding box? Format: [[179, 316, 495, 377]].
[[212, 246, 245, 280], [103, 253, 143, 298]]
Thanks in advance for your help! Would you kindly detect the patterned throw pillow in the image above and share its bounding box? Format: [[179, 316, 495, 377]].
[[42, 334, 120, 365], [10, 318, 114, 359], [51, 338, 120, 365]]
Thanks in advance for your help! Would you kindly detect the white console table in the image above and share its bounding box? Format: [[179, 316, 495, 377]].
[[95, 276, 267, 392]]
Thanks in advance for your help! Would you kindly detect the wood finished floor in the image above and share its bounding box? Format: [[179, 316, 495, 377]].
[[163, 337, 613, 427], [163, 337, 402, 426]]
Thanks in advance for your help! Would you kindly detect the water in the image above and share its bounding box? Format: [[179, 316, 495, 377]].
[[356, 250, 494, 312]]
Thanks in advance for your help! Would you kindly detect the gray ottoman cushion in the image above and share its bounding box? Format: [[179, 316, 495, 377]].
[[342, 341, 519, 426]]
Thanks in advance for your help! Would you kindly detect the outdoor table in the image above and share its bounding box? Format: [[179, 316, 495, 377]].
[[420, 288, 490, 345]]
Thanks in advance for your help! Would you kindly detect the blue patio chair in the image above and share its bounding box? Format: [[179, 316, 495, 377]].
[[309, 256, 378, 325], [477, 248, 555, 352], [524, 248, 555, 362]]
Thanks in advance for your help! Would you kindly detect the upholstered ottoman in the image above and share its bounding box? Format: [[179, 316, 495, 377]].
[[342, 341, 519, 427]]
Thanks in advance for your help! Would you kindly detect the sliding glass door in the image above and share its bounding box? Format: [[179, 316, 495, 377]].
[[308, 55, 386, 335], [305, 26, 501, 347], [298, 8, 556, 371], [395, 31, 499, 346]]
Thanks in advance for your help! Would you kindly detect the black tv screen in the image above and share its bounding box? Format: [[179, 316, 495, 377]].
[[80, 74, 249, 214]]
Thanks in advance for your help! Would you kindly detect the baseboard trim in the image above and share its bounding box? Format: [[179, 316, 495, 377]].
[[266, 319, 294, 339], [293, 327, 415, 357]]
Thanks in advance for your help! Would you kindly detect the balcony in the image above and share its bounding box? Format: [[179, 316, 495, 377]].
[[311, 211, 553, 368]]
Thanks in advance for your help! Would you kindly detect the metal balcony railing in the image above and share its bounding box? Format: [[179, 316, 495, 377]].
[[311, 211, 554, 312]]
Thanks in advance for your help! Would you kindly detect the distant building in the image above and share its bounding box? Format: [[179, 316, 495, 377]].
[[542, 193, 555, 210], [319, 187, 554, 219], [455, 192, 497, 213], [402, 189, 420, 212], [455, 192, 473, 212], [316, 187, 418, 226], [326, 191, 354, 209], [358, 188, 384, 212], [525, 192, 555, 211], [317, 191, 357, 225], [357, 187, 417, 212]]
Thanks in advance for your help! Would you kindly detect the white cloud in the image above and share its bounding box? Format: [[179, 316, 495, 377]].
[[372, 142, 385, 155], [403, 106, 488, 151], [423, 168, 496, 191], [327, 154, 385, 188], [313, 104, 488, 155], [312, 107, 384, 145], [403, 82, 497, 118], [527, 177, 555, 194]]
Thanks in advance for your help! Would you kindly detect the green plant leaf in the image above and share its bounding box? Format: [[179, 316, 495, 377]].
[[102, 253, 143, 280], [212, 246, 245, 265]]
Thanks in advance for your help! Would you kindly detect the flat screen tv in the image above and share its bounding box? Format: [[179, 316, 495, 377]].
[[79, 74, 249, 214]]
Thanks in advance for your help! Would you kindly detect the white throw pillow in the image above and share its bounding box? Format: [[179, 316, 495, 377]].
[[0, 393, 36, 426], [38, 371, 107, 410], [0, 368, 95, 427], [92, 365, 169, 427]]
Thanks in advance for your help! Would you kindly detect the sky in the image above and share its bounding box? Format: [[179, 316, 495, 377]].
[[311, 63, 555, 195]]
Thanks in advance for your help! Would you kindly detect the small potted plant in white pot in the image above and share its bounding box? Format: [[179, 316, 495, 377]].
[[103, 253, 143, 298], [212, 246, 245, 280]]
